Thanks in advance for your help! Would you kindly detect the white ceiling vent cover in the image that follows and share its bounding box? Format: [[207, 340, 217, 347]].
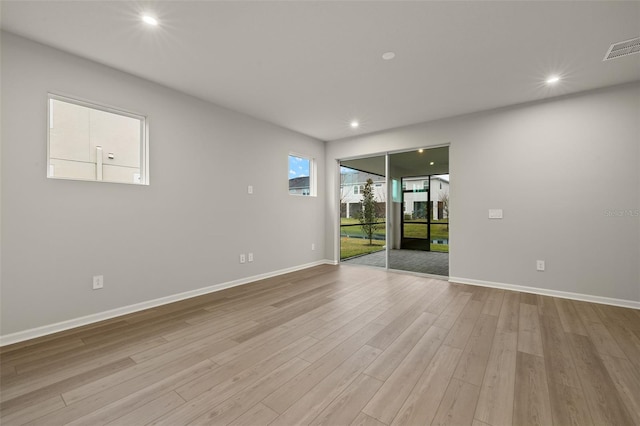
[[603, 37, 640, 61]]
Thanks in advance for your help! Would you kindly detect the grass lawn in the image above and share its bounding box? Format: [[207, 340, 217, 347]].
[[340, 237, 385, 260], [430, 244, 449, 252], [340, 217, 386, 240], [341, 218, 448, 240], [340, 217, 449, 256], [403, 219, 449, 240]]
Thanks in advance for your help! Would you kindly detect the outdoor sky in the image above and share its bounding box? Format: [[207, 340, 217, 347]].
[[288, 155, 309, 179]]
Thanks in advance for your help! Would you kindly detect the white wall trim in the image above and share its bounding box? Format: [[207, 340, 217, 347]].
[[449, 276, 640, 310], [0, 260, 335, 347]]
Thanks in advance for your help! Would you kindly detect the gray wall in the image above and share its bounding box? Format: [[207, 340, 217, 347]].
[[326, 83, 640, 303], [2, 31, 638, 339], [1, 33, 326, 336]]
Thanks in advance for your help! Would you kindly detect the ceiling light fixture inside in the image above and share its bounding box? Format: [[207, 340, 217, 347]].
[[430, 161, 435, 165], [546, 75, 560, 84], [418, 149, 424, 153], [382, 52, 396, 61], [142, 15, 158, 26], [350, 120, 359, 129]]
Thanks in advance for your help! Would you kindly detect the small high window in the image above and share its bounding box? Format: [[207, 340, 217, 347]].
[[48, 94, 148, 185], [288, 154, 316, 196]]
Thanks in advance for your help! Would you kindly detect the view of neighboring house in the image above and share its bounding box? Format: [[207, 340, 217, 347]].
[[340, 171, 386, 218], [339, 170, 449, 220], [403, 175, 449, 220], [288, 176, 310, 195]]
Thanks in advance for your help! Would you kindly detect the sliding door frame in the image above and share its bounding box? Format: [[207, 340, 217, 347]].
[[336, 143, 450, 271]]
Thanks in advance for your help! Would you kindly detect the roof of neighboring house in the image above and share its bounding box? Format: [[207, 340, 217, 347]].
[[340, 171, 385, 185], [288, 176, 310, 189]]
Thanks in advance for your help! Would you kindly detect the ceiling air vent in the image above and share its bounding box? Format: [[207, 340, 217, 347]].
[[603, 37, 640, 61]]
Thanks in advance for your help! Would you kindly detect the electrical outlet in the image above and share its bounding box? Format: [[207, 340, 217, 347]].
[[247, 185, 253, 194], [248, 252, 254, 262], [92, 275, 104, 290], [239, 254, 246, 264], [311, 243, 315, 251], [536, 260, 545, 271]]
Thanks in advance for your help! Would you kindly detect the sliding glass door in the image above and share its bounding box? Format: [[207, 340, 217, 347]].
[[339, 156, 387, 267], [339, 146, 449, 277]]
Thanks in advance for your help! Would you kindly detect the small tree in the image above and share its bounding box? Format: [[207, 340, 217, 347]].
[[358, 178, 381, 245]]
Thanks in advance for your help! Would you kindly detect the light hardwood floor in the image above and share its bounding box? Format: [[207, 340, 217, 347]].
[[1, 264, 639, 425]]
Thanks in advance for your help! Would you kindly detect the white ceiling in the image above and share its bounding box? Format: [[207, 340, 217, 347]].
[[1, 1, 639, 141]]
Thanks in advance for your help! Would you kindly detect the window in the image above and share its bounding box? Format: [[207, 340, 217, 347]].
[[288, 154, 316, 196], [353, 185, 366, 195], [48, 94, 148, 185], [414, 201, 428, 219]]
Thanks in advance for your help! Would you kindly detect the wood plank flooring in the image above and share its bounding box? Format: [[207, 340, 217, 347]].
[[1, 264, 639, 425]]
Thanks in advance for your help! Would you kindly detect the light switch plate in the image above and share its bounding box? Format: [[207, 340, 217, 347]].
[[489, 209, 503, 219]]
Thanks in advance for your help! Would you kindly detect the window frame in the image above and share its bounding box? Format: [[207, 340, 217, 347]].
[[288, 152, 316, 197], [47, 93, 149, 185]]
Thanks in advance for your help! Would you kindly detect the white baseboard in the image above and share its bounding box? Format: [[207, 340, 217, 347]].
[[449, 276, 640, 310], [0, 260, 335, 347]]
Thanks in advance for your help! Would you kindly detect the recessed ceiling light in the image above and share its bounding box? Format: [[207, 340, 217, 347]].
[[382, 52, 396, 61], [430, 161, 435, 165], [546, 75, 560, 85], [142, 15, 158, 26], [418, 149, 424, 153], [350, 120, 359, 129]]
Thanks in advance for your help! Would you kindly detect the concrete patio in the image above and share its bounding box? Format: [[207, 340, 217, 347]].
[[343, 249, 449, 277]]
